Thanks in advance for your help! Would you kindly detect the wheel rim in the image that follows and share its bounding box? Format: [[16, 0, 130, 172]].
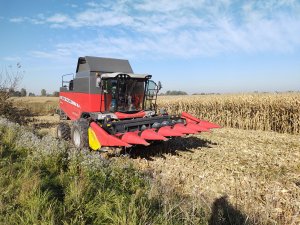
[[73, 129, 81, 147]]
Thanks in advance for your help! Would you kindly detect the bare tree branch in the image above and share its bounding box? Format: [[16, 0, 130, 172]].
[[0, 63, 28, 124], [0, 63, 24, 100]]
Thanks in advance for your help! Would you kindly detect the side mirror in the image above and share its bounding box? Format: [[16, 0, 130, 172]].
[[96, 77, 101, 88], [158, 81, 162, 91]]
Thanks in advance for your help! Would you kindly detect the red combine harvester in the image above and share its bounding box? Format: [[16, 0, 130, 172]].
[[57, 56, 220, 152]]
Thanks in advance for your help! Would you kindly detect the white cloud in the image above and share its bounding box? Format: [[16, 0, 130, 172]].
[[29, 11, 300, 61], [134, 0, 206, 12], [30, 50, 71, 59], [75, 10, 133, 27], [9, 17, 26, 23], [9, 14, 46, 24], [86, 2, 99, 7], [30, 19, 45, 25], [70, 4, 78, 8], [13, 0, 300, 58], [47, 14, 70, 23], [2, 56, 22, 61]]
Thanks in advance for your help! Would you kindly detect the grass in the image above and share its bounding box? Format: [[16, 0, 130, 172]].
[[0, 119, 212, 225]]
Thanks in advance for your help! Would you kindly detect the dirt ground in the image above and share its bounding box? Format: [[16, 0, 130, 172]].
[[32, 113, 300, 224], [126, 128, 300, 224]]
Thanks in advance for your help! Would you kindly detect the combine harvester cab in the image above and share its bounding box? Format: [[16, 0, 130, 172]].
[[57, 56, 221, 152]]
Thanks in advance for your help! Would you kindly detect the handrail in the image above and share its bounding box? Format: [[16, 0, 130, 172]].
[[61, 73, 74, 87]]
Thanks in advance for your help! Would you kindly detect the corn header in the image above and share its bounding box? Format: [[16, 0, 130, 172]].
[[57, 56, 220, 152]]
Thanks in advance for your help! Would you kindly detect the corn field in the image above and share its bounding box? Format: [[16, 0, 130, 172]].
[[158, 93, 300, 134]]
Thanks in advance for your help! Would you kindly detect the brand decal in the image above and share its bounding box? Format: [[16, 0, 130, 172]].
[[60, 96, 81, 108]]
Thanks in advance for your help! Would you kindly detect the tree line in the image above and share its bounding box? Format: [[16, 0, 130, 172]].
[[8, 88, 59, 97], [160, 90, 188, 95]]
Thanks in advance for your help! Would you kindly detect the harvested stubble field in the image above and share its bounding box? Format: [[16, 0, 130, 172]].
[[10, 94, 300, 224], [126, 128, 300, 224], [12, 97, 58, 116]]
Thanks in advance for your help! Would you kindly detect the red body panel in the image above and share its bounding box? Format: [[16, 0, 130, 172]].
[[90, 122, 131, 147], [181, 112, 201, 123], [181, 112, 221, 129], [173, 123, 197, 134], [186, 123, 210, 132], [60, 92, 103, 120], [199, 120, 222, 129], [121, 132, 150, 146], [140, 129, 168, 141], [158, 126, 183, 137], [115, 111, 146, 119], [60, 91, 146, 120]]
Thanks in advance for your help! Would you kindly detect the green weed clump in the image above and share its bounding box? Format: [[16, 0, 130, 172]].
[[0, 119, 207, 225]]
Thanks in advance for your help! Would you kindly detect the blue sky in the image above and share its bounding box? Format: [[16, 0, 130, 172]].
[[1, 0, 300, 94]]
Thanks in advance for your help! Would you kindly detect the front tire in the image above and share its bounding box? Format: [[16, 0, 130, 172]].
[[71, 119, 89, 148], [57, 122, 71, 140]]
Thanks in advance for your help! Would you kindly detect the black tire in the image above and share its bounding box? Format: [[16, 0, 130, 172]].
[[59, 109, 68, 120], [57, 122, 71, 140], [71, 119, 89, 149]]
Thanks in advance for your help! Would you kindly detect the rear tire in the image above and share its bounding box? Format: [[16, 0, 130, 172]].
[[71, 119, 89, 149], [57, 122, 71, 140]]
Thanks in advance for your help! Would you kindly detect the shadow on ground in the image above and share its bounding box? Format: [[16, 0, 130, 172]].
[[122, 135, 218, 160], [209, 195, 252, 225]]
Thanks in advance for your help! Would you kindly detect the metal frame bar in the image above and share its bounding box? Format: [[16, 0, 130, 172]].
[[61, 73, 74, 87], [111, 115, 172, 133]]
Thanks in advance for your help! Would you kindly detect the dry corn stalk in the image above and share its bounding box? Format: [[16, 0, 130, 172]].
[[158, 93, 300, 134]]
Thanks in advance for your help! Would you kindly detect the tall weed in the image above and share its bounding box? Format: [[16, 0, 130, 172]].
[[0, 118, 208, 224]]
